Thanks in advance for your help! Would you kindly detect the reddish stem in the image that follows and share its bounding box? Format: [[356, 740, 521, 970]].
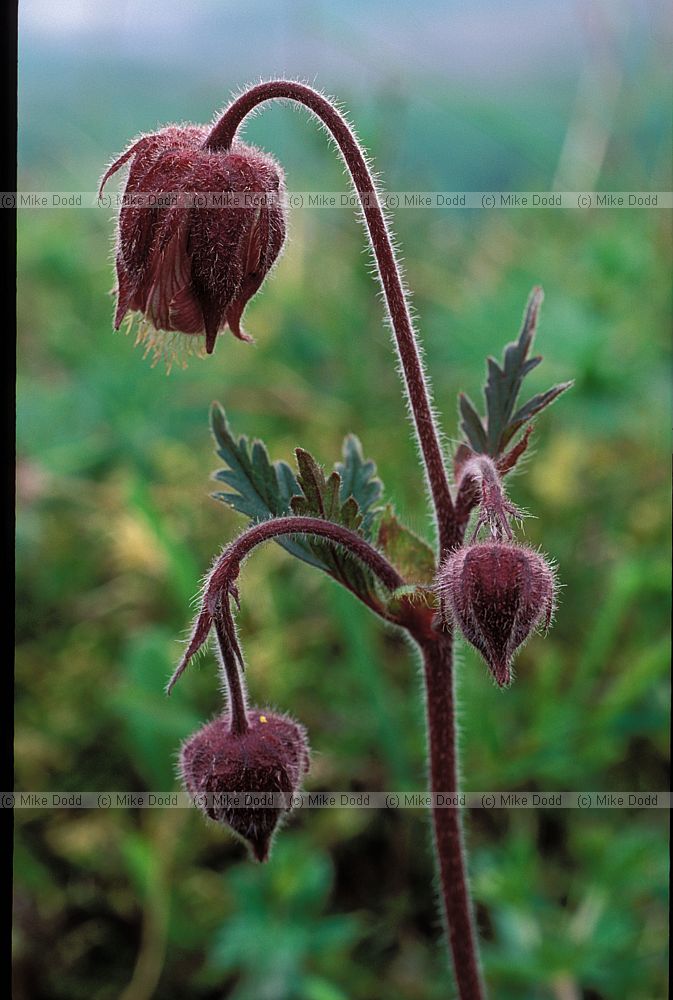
[[166, 515, 406, 695], [213, 615, 249, 737], [211, 515, 405, 593], [206, 82, 455, 554], [417, 629, 485, 999], [205, 85, 481, 995]]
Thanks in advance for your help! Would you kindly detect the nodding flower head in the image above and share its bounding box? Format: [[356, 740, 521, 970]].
[[180, 709, 310, 862], [99, 126, 286, 356], [437, 542, 556, 687]]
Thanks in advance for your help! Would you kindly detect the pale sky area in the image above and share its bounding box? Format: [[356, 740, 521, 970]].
[[19, 0, 600, 82]]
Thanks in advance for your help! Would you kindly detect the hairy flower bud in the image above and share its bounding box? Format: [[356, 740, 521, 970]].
[[180, 710, 310, 861], [437, 542, 555, 687], [99, 126, 286, 355]]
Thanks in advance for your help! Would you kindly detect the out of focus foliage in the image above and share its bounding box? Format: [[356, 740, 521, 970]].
[[16, 29, 670, 1000]]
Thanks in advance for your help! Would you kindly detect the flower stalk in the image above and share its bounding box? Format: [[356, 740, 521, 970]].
[[213, 614, 249, 736], [203, 86, 483, 992], [167, 515, 407, 695], [418, 631, 485, 998]]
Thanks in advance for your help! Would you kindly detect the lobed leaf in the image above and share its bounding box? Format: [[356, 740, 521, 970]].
[[503, 381, 574, 447], [483, 287, 544, 454], [290, 448, 382, 608], [459, 287, 572, 460], [210, 405, 438, 619], [210, 402, 323, 570], [211, 406, 391, 610]]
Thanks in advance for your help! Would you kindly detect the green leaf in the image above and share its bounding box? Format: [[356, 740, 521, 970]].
[[210, 402, 322, 570], [462, 287, 572, 457], [210, 406, 390, 611], [335, 434, 384, 535], [484, 287, 544, 454], [291, 449, 363, 532], [292, 449, 352, 524], [507, 382, 574, 440], [376, 505, 436, 584], [290, 448, 383, 608], [459, 392, 488, 453]]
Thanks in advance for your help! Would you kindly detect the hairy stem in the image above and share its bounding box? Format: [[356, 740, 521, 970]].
[[206, 82, 455, 553], [213, 615, 249, 736], [166, 515, 406, 694], [459, 453, 523, 541], [417, 630, 485, 999], [209, 515, 406, 594], [204, 84, 482, 995]]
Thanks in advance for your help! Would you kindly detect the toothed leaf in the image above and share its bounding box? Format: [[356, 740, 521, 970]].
[[483, 288, 544, 454], [459, 287, 571, 461], [210, 405, 390, 611], [290, 448, 383, 607], [336, 434, 384, 535], [210, 402, 324, 570], [292, 449, 346, 523]]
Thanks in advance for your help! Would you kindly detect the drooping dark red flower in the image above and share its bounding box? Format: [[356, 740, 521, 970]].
[[180, 709, 310, 861], [437, 542, 556, 687], [99, 126, 286, 355]]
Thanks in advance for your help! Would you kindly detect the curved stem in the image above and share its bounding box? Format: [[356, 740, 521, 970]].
[[206, 82, 455, 554], [208, 515, 405, 595], [418, 630, 485, 999], [167, 515, 405, 694]]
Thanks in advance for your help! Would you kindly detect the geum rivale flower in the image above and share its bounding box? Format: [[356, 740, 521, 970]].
[[99, 125, 286, 355]]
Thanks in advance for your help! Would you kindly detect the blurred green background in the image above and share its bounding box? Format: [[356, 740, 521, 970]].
[[16, 2, 670, 998]]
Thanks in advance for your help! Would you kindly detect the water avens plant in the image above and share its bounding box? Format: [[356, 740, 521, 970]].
[[102, 80, 572, 999]]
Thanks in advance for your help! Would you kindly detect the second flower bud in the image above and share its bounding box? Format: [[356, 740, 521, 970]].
[[437, 541, 556, 687]]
